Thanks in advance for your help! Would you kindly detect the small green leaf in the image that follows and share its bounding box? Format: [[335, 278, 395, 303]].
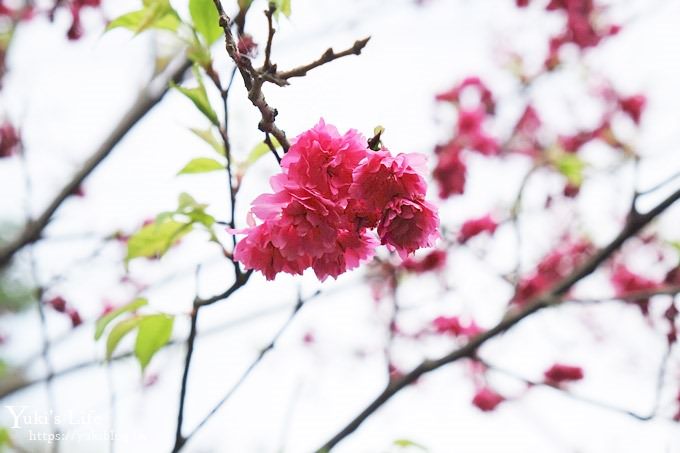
[[190, 127, 225, 156], [393, 439, 429, 451], [95, 298, 148, 340], [670, 241, 680, 253], [178, 157, 225, 175], [273, 0, 292, 18], [187, 40, 212, 67], [553, 152, 586, 186], [238, 137, 280, 172], [0, 427, 10, 448], [189, 0, 223, 45], [237, 0, 254, 10], [106, 316, 143, 359], [176, 193, 215, 227], [106, 1, 181, 34], [134, 314, 174, 371], [172, 67, 219, 126], [126, 220, 192, 262]]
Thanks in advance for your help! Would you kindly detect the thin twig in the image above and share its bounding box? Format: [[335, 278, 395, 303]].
[[479, 358, 663, 421], [1, 283, 342, 399], [19, 141, 59, 453], [177, 289, 317, 451], [211, 0, 290, 153], [0, 59, 193, 269], [105, 362, 116, 453], [637, 170, 680, 197], [262, 3, 276, 73], [276, 37, 371, 81], [172, 304, 199, 452]]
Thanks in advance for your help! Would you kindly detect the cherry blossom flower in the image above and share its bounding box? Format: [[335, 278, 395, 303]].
[[619, 94, 646, 125], [458, 214, 498, 243], [432, 315, 483, 337], [472, 387, 505, 412], [433, 141, 467, 198], [0, 121, 20, 158], [378, 198, 439, 259], [280, 119, 368, 200], [544, 363, 584, 383], [350, 150, 427, 212], [402, 249, 447, 273], [234, 120, 438, 280]]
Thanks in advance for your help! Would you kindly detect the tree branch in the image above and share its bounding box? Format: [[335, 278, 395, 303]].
[[316, 187, 680, 452], [0, 59, 193, 269], [211, 0, 290, 153], [175, 289, 316, 452], [275, 37, 370, 81], [172, 269, 254, 452], [479, 358, 663, 422]]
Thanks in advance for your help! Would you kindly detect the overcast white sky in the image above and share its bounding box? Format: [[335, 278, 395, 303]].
[[1, 0, 680, 452]]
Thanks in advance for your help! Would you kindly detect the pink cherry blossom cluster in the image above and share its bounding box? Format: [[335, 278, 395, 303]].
[[46, 296, 82, 327], [469, 361, 585, 413], [517, 0, 620, 69], [433, 67, 648, 200], [64, 0, 102, 41], [431, 315, 483, 338], [0, 121, 20, 158], [0, 0, 101, 42], [543, 363, 584, 384], [512, 239, 593, 306], [233, 120, 439, 281], [610, 264, 661, 315], [433, 77, 500, 198], [457, 214, 498, 243]]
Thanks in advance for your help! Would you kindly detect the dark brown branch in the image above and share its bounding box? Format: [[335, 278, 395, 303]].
[[0, 59, 193, 270], [317, 187, 680, 452], [211, 0, 291, 153], [172, 304, 199, 452], [276, 37, 370, 81], [262, 3, 276, 73], [172, 269, 254, 452]]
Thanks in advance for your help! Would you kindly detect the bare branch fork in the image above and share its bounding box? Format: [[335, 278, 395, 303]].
[[172, 286, 317, 453], [316, 187, 680, 452], [477, 357, 668, 422], [172, 269, 253, 452], [210, 0, 369, 157]]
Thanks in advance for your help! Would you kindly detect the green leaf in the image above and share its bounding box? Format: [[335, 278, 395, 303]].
[[238, 137, 280, 172], [172, 67, 219, 126], [273, 0, 292, 18], [95, 298, 148, 341], [554, 152, 586, 186], [670, 241, 680, 253], [134, 314, 174, 371], [178, 157, 225, 175], [189, 0, 223, 45], [0, 427, 10, 448], [106, 316, 143, 359], [106, 1, 181, 34], [393, 439, 429, 451], [190, 127, 225, 156], [187, 38, 212, 67], [177, 193, 215, 227], [126, 220, 192, 262]]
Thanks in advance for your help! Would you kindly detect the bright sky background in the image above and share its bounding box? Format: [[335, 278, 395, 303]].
[[1, 0, 680, 452]]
